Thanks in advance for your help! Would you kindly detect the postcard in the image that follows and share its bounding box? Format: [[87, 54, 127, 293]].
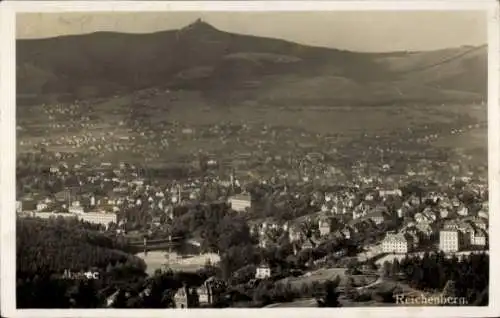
[[1, 1, 499, 318]]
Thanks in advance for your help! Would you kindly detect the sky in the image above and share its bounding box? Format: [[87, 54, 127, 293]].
[[16, 11, 487, 52]]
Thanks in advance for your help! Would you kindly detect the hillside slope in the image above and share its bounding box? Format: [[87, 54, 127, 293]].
[[17, 19, 487, 105], [17, 218, 146, 274]]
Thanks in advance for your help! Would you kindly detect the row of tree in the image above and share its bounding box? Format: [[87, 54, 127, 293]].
[[382, 251, 489, 305]]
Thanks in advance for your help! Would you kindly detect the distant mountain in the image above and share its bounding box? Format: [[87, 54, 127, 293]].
[[17, 19, 487, 105]]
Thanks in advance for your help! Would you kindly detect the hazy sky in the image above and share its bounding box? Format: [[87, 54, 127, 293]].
[[16, 11, 487, 52]]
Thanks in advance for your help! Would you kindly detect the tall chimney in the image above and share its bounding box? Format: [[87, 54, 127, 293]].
[[178, 185, 182, 205]]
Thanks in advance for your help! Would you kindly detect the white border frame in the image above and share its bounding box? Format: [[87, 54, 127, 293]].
[[1, 1, 499, 318]]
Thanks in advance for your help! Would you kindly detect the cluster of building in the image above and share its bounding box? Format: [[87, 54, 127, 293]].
[[439, 216, 488, 252], [379, 195, 488, 254], [17, 158, 255, 230], [243, 176, 488, 260], [172, 276, 227, 308], [17, 199, 118, 228], [17, 145, 488, 262]]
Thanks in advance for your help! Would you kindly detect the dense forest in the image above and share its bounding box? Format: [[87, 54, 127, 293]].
[[17, 217, 143, 274], [17, 217, 147, 308], [382, 252, 489, 306]]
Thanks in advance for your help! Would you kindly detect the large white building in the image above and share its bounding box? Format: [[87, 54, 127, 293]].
[[382, 232, 412, 254], [77, 212, 117, 228], [32, 212, 77, 220], [379, 189, 402, 198], [439, 230, 461, 252], [228, 194, 252, 212]]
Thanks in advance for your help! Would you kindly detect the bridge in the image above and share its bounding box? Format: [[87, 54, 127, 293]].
[[128, 236, 184, 246]]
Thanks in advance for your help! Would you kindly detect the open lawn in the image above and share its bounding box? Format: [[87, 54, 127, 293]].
[[278, 267, 378, 290]]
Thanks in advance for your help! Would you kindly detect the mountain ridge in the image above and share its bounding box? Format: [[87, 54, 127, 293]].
[[18, 19, 485, 55], [17, 20, 487, 105]]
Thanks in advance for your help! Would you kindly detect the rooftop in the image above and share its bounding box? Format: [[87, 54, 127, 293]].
[[230, 193, 251, 201]]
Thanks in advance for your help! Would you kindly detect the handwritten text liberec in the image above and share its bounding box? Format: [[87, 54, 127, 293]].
[[61, 270, 100, 280]]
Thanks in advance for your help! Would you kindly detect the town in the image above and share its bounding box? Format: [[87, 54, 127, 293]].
[[16, 98, 488, 307]]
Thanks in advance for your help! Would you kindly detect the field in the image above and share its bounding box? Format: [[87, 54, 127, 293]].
[[434, 128, 486, 147], [18, 94, 487, 142], [140, 90, 487, 135], [16, 87, 488, 173]]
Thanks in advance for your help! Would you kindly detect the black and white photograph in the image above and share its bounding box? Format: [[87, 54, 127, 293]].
[[1, 1, 499, 317]]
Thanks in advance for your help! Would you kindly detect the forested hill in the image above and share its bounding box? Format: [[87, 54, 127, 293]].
[[16, 217, 146, 275]]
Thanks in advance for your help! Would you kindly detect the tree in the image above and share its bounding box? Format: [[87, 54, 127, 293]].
[[372, 288, 396, 303], [220, 245, 259, 281], [16, 218, 149, 309], [395, 252, 489, 301], [18, 274, 71, 308], [252, 282, 272, 305], [300, 282, 312, 297], [111, 290, 128, 308], [391, 258, 401, 276], [411, 266, 424, 287], [69, 280, 102, 308], [382, 261, 392, 278], [217, 215, 253, 251], [126, 295, 144, 308], [231, 265, 257, 286], [316, 280, 341, 307], [344, 277, 358, 300]]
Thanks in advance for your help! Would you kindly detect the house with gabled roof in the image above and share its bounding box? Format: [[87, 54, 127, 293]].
[[255, 262, 272, 279], [365, 205, 389, 225]]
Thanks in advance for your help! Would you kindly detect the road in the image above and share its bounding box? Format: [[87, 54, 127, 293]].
[[356, 276, 384, 290]]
